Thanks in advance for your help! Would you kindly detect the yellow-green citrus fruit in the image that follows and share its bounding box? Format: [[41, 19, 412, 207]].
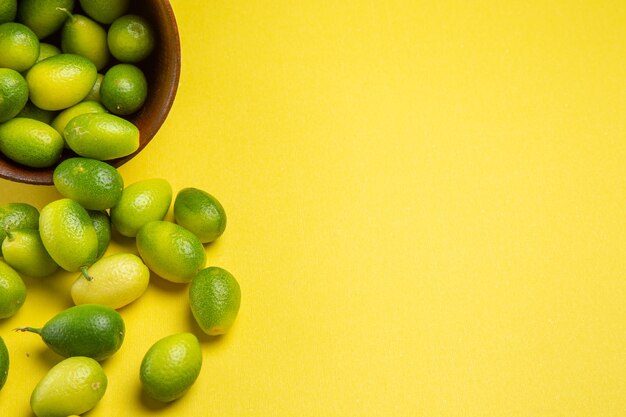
[[82, 72, 103, 102], [61, 13, 109, 70], [0, 260, 26, 318], [0, 202, 39, 256], [174, 188, 227, 244], [79, 0, 129, 24], [0, 0, 16, 24], [18, 303, 125, 361], [0, 118, 64, 168], [110, 178, 172, 237], [140, 333, 202, 403], [2, 228, 58, 278], [0, 22, 39, 72], [87, 209, 111, 260], [17, 0, 75, 39], [0, 67, 28, 123], [100, 63, 147, 115], [30, 356, 107, 417], [39, 198, 98, 272], [136, 220, 206, 284], [189, 267, 241, 335], [72, 252, 149, 309], [107, 14, 155, 63], [26, 53, 97, 111], [35, 42, 61, 63], [0, 336, 8, 391], [50, 100, 107, 136], [63, 112, 139, 160], [53, 157, 123, 210], [16, 101, 57, 124]]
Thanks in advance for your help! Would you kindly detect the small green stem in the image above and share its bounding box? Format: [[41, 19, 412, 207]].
[[80, 265, 93, 281], [56, 7, 75, 22], [14, 327, 41, 334], [3, 226, 12, 241]]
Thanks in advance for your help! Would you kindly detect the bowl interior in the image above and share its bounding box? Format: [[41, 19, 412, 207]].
[[0, 0, 181, 186]]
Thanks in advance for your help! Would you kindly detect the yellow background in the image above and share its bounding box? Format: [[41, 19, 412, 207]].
[[1, 0, 626, 415]]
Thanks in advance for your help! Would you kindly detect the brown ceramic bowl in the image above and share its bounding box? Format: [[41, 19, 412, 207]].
[[0, 0, 181, 185]]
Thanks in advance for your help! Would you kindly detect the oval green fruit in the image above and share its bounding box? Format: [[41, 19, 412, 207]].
[[0, 260, 26, 319], [136, 220, 206, 284], [0, 336, 8, 391], [0, 202, 39, 257], [17, 303, 125, 361], [0, 22, 39, 72], [72, 253, 149, 309], [0, 118, 64, 168], [110, 178, 172, 237], [16, 101, 57, 124], [26, 53, 97, 111], [17, 0, 75, 39], [2, 228, 58, 278], [107, 14, 155, 63], [87, 209, 111, 260], [100, 63, 147, 115], [61, 13, 109, 70], [51, 100, 107, 136], [79, 0, 128, 24], [35, 42, 61, 63], [189, 267, 241, 335], [39, 198, 98, 272], [64, 112, 139, 160], [30, 356, 107, 417], [53, 157, 123, 210], [82, 72, 103, 102], [174, 188, 227, 243], [140, 333, 202, 403], [0, 68, 28, 123]]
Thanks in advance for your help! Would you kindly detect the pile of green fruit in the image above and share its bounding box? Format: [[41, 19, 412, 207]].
[[0, 0, 155, 168], [0, 156, 241, 416]]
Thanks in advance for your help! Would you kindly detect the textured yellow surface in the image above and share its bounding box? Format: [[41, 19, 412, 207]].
[[1, 0, 626, 415]]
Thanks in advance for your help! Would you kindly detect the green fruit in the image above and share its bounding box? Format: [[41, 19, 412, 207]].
[[35, 42, 61, 63], [17, 303, 125, 361], [87, 209, 110, 260], [107, 14, 155, 63], [71, 253, 149, 309], [61, 13, 109, 70], [16, 101, 57, 124], [189, 267, 241, 335], [39, 198, 98, 272], [63, 112, 140, 160], [79, 0, 128, 24], [136, 220, 206, 284], [100, 63, 147, 115], [0, 67, 28, 123], [2, 228, 58, 278], [0, 22, 39, 72], [0, 260, 26, 318], [17, 0, 75, 39], [26, 53, 97, 111], [53, 157, 123, 210], [0, 202, 39, 256], [110, 178, 172, 237], [50, 100, 107, 137], [0, 336, 8, 391], [0, 118, 64, 168], [30, 356, 107, 417], [0, 0, 16, 24], [174, 188, 227, 243], [140, 333, 202, 402]]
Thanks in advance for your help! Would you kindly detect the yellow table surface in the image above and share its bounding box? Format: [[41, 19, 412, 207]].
[[1, 1, 625, 415]]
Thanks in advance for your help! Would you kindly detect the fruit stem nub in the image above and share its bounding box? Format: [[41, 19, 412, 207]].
[[56, 7, 75, 22], [80, 265, 93, 281], [14, 327, 41, 334], [3, 226, 12, 240]]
